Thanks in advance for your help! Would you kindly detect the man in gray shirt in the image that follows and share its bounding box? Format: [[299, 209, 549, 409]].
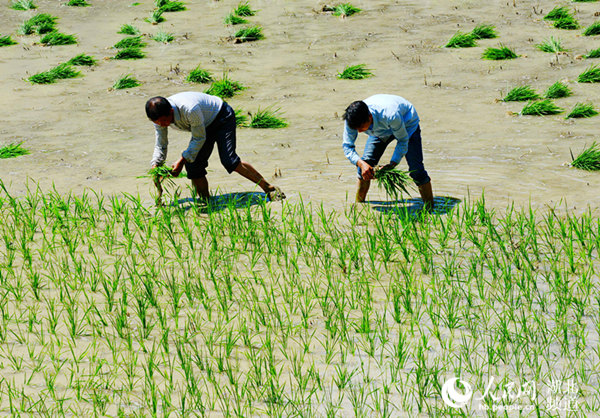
[[146, 92, 285, 201]]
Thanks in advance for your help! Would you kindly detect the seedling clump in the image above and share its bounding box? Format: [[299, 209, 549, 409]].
[[146, 9, 165, 24], [482, 45, 517, 60], [0, 142, 29, 159], [583, 22, 600, 36], [40, 31, 77, 46], [114, 47, 145, 60], [333, 3, 361, 17], [204, 75, 245, 98], [186, 67, 213, 83], [157, 0, 185, 12], [536, 36, 566, 53], [544, 6, 571, 21], [337, 64, 373, 80], [28, 63, 80, 84], [0, 35, 18, 47], [445, 31, 476, 48], [235, 109, 249, 127], [503, 86, 539, 102], [586, 47, 600, 59], [544, 81, 572, 99], [20, 14, 57, 35], [249, 107, 288, 128], [67, 53, 96, 66], [118, 24, 140, 35], [521, 99, 563, 116], [152, 31, 174, 43], [578, 65, 600, 82], [553, 15, 579, 30], [234, 26, 264, 42], [67, 0, 89, 6], [571, 142, 600, 170], [224, 13, 247, 25], [113, 74, 141, 89], [10, 0, 36, 10], [234, 2, 256, 16], [567, 103, 598, 118], [374, 166, 412, 201], [114, 36, 145, 49], [471, 24, 497, 39]]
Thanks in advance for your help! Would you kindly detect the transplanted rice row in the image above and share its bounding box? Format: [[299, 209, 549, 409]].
[[0, 182, 599, 415]]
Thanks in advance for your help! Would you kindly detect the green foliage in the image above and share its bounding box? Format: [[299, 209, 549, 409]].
[[520, 99, 563, 116], [578, 65, 600, 82], [470, 24, 497, 39], [152, 31, 174, 43], [67, 53, 96, 66], [113, 74, 140, 89], [234, 2, 256, 16], [114, 36, 145, 49], [583, 21, 600, 36], [544, 81, 572, 99], [586, 47, 600, 58], [333, 3, 361, 17], [159, 1, 185, 12], [503, 86, 539, 102], [567, 103, 598, 118], [0, 142, 29, 159], [29, 63, 80, 84], [536, 36, 566, 53], [337, 64, 373, 80], [146, 9, 165, 24], [20, 14, 57, 35], [374, 166, 412, 200], [235, 109, 249, 127], [544, 6, 571, 20], [67, 0, 89, 6], [114, 47, 145, 60], [40, 31, 77, 46], [224, 13, 247, 25], [249, 107, 288, 128], [234, 25, 264, 42], [186, 67, 213, 83], [204, 75, 245, 98], [445, 31, 476, 48], [553, 15, 579, 30], [571, 142, 600, 170], [0, 35, 18, 47], [482, 45, 517, 60], [118, 24, 140, 35], [10, 0, 36, 10]]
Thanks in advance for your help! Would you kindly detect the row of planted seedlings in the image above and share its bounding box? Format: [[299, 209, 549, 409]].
[[0, 181, 600, 415]]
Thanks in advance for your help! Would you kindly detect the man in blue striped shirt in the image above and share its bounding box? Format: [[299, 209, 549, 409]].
[[342, 94, 433, 208], [146, 92, 285, 202]]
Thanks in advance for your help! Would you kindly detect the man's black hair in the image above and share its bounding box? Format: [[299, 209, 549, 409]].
[[343, 100, 371, 130], [145, 96, 172, 121]]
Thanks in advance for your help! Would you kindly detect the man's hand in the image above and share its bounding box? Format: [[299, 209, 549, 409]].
[[357, 159, 374, 180], [377, 161, 398, 171], [171, 156, 186, 177]]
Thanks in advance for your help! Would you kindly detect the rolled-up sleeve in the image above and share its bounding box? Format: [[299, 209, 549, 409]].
[[342, 123, 360, 166], [150, 124, 168, 166], [181, 106, 207, 163]]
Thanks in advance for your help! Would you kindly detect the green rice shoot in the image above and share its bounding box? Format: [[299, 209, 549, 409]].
[[249, 107, 288, 128], [66, 0, 89, 6], [114, 36, 145, 49], [0, 142, 29, 159], [224, 13, 247, 25], [536, 36, 566, 53], [553, 15, 579, 30], [118, 24, 140, 35], [146, 9, 165, 24], [113, 46, 145, 60], [67, 53, 96, 66], [445, 31, 477, 48], [578, 65, 600, 83], [159, 1, 185, 12], [20, 14, 57, 35], [586, 47, 600, 59], [337, 64, 373, 80], [374, 166, 412, 201], [234, 25, 264, 42], [10, 0, 36, 10], [571, 142, 600, 170], [234, 2, 256, 17], [333, 3, 361, 17], [567, 103, 598, 119], [521, 99, 563, 116], [584, 21, 600, 36], [544, 81, 572, 99], [470, 24, 497, 39], [40, 31, 77, 46], [544, 6, 571, 21], [204, 75, 245, 98], [28, 63, 80, 84], [152, 31, 174, 43], [235, 108, 249, 127], [482, 45, 517, 60], [186, 67, 213, 83], [503, 85, 539, 102], [0, 35, 18, 47], [113, 74, 141, 89]]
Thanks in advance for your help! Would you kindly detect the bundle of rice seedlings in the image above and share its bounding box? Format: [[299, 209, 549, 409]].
[[502, 85, 539, 102], [571, 142, 600, 171], [152, 31, 174, 43], [113, 74, 140, 89], [586, 47, 600, 58], [0, 35, 18, 47], [536, 36, 566, 53], [66, 0, 89, 6], [0, 142, 29, 159], [337, 64, 373, 79], [20, 14, 57, 35], [234, 2, 256, 17], [114, 46, 145, 59], [583, 22, 600, 36], [40, 31, 77, 46], [10, 0, 36, 10], [544, 81, 572, 98], [445, 31, 476, 48], [554, 15, 579, 30], [333, 3, 361, 17], [578, 65, 600, 82], [521, 99, 563, 116], [249, 107, 288, 128], [186, 67, 213, 83], [471, 24, 497, 39], [118, 24, 140, 35], [138, 165, 185, 204], [67, 53, 96, 66], [567, 103, 598, 118], [146, 9, 165, 24], [204, 75, 245, 98], [544, 6, 571, 21], [234, 25, 264, 42], [224, 13, 247, 25], [28, 63, 80, 84], [114, 36, 145, 49], [234, 109, 248, 127], [159, 1, 185, 12], [482, 45, 517, 60], [374, 166, 412, 201]]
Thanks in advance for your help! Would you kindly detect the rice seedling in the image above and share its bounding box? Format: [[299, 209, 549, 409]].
[[114, 36, 146, 49], [67, 53, 96, 66], [502, 85, 539, 101], [40, 31, 77, 46], [146, 9, 165, 24], [28, 63, 80, 84], [113, 74, 140, 89], [584, 21, 600, 36], [470, 24, 497, 39], [19, 13, 57, 35], [337, 64, 373, 81], [118, 24, 140, 35], [10, 0, 36, 10], [445, 31, 476, 48], [374, 166, 412, 201], [571, 142, 600, 170], [544, 81, 572, 98], [544, 6, 571, 20], [113, 46, 145, 60], [224, 12, 247, 25], [482, 45, 517, 60], [235, 108, 249, 127], [204, 75, 245, 98], [578, 65, 600, 82], [586, 47, 600, 58], [233, 25, 264, 42], [520, 99, 563, 115], [249, 107, 288, 128], [0, 142, 29, 159], [333, 3, 361, 17], [66, 0, 89, 6], [152, 30, 174, 43], [186, 66, 213, 83], [158, 0, 185, 12], [0, 35, 18, 47], [553, 15, 579, 30], [234, 1, 256, 17], [567, 102, 598, 118], [536, 36, 567, 53]]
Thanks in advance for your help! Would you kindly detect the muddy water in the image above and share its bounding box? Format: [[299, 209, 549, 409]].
[[1, 0, 599, 211]]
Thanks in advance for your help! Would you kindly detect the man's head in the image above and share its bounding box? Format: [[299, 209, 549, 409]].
[[343, 100, 372, 132], [145, 96, 173, 127]]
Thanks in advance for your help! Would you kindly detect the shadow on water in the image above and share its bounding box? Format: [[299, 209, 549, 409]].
[[369, 196, 461, 217], [172, 191, 267, 213]]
